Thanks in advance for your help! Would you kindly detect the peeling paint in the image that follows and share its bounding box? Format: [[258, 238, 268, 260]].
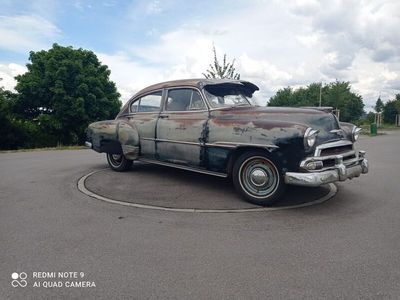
[[87, 79, 354, 176]]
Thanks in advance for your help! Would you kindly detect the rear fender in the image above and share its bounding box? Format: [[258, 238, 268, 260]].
[[117, 121, 140, 160], [87, 120, 140, 160]]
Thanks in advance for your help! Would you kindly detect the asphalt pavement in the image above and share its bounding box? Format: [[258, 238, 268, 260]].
[[82, 164, 333, 210], [1, 131, 400, 299]]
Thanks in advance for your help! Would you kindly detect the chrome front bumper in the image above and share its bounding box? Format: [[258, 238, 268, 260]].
[[284, 153, 369, 187]]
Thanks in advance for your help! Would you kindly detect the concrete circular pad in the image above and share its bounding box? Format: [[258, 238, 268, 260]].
[[78, 162, 336, 213]]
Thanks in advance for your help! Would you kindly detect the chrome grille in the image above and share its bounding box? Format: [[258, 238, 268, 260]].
[[320, 144, 353, 156], [314, 140, 354, 157], [300, 140, 358, 172]]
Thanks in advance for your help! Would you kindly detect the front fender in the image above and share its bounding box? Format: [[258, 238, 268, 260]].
[[208, 118, 309, 172], [339, 122, 356, 141]]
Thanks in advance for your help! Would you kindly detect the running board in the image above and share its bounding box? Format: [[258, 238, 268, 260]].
[[138, 158, 228, 178]]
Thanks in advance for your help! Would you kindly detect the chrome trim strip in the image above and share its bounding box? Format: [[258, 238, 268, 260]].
[[140, 137, 201, 146], [141, 138, 278, 149], [306, 150, 356, 162], [141, 137, 155, 141], [208, 106, 253, 112], [285, 156, 368, 187], [156, 139, 201, 146], [128, 111, 160, 116], [330, 129, 344, 134], [314, 140, 353, 156], [300, 150, 357, 172], [205, 142, 235, 149], [206, 141, 279, 149], [159, 110, 209, 114], [138, 158, 228, 178]]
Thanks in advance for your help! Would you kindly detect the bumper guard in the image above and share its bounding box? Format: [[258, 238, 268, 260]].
[[284, 151, 369, 187]]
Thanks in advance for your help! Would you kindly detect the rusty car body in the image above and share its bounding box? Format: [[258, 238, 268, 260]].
[[86, 79, 369, 205]]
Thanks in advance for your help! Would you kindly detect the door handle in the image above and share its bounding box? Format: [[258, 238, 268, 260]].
[[159, 115, 169, 119]]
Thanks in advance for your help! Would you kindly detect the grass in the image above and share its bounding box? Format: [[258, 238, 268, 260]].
[[359, 123, 400, 136], [0, 145, 87, 153], [361, 132, 387, 137], [360, 123, 400, 130]]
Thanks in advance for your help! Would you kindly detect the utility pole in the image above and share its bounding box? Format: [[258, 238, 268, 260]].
[[319, 82, 322, 107]]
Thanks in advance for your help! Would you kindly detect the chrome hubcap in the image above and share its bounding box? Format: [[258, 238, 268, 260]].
[[108, 153, 123, 167], [112, 154, 122, 161], [250, 168, 268, 186], [239, 156, 279, 198]]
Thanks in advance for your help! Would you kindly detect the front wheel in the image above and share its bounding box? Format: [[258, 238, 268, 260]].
[[106, 153, 133, 172], [232, 150, 285, 206]]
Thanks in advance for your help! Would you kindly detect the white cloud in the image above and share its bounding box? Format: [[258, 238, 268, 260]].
[[97, 37, 214, 102], [97, 52, 168, 101], [0, 63, 27, 91], [121, 0, 399, 107], [98, 35, 217, 103], [351, 50, 400, 110], [2, 1, 399, 110], [146, 0, 162, 14], [108, 1, 327, 104], [0, 15, 60, 53]]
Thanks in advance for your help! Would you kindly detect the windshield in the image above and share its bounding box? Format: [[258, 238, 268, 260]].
[[204, 89, 252, 108]]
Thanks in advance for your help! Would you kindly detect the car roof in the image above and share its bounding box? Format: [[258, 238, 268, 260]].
[[134, 78, 259, 97]]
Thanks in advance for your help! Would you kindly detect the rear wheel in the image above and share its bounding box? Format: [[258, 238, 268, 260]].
[[232, 150, 285, 206], [106, 153, 133, 172]]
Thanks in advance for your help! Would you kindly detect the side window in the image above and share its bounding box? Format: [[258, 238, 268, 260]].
[[130, 99, 139, 113], [137, 91, 162, 112], [189, 90, 206, 110], [165, 89, 206, 111]]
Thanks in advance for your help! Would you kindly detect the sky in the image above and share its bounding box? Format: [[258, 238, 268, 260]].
[[0, 0, 399, 110]]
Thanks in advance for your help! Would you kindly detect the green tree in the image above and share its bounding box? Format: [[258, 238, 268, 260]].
[[0, 86, 21, 149], [268, 81, 364, 123], [14, 44, 121, 145], [269, 83, 328, 107], [203, 46, 240, 80], [366, 111, 375, 124], [395, 94, 400, 113], [375, 96, 384, 112], [325, 81, 364, 122], [383, 95, 400, 124], [268, 87, 295, 106], [0, 85, 39, 150]]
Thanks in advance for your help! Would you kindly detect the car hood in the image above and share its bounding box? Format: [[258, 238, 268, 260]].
[[211, 106, 344, 144]]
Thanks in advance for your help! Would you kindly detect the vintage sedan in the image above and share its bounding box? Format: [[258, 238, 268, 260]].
[[86, 79, 368, 206]]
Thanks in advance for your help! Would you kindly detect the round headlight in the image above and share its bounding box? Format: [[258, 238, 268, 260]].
[[352, 127, 362, 142], [306, 134, 317, 147], [304, 128, 319, 149]]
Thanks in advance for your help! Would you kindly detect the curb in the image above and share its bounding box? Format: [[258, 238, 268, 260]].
[[77, 169, 337, 213]]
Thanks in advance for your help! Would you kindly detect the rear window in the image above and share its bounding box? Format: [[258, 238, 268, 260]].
[[130, 91, 162, 113]]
